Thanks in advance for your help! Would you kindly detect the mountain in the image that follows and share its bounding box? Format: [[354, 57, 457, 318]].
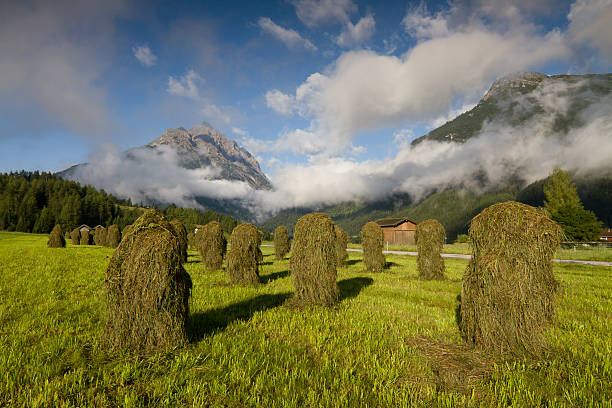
[[412, 72, 612, 145], [262, 72, 612, 239], [59, 122, 272, 191]]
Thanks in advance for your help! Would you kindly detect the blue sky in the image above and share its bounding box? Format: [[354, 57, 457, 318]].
[[1, 0, 611, 214]]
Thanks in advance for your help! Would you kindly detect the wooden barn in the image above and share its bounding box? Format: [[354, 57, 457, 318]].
[[601, 229, 612, 242], [375, 218, 418, 245]]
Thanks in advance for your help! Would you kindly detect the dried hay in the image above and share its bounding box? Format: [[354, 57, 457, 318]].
[[70, 228, 80, 245], [361, 222, 385, 273], [226, 223, 260, 285], [290, 213, 338, 307], [273, 225, 291, 260], [80, 229, 92, 245], [170, 219, 188, 264], [103, 209, 192, 353], [334, 225, 349, 267], [94, 226, 107, 246], [459, 201, 562, 356], [47, 224, 66, 248], [197, 221, 227, 272], [106, 224, 121, 248], [416, 219, 446, 280]]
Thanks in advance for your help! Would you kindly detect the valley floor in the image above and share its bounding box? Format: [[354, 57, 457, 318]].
[[0, 231, 611, 407]]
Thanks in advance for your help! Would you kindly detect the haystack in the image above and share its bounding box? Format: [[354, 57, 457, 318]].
[[197, 221, 227, 271], [361, 222, 385, 273], [103, 209, 192, 352], [415, 219, 446, 280], [94, 226, 107, 246], [226, 223, 260, 285], [106, 225, 121, 248], [273, 225, 291, 260], [334, 225, 349, 267], [47, 224, 66, 248], [459, 201, 562, 356], [80, 229, 92, 245], [170, 219, 188, 264], [70, 228, 80, 245], [291, 213, 338, 306]]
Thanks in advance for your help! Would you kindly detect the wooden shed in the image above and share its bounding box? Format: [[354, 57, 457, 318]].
[[375, 218, 418, 245]]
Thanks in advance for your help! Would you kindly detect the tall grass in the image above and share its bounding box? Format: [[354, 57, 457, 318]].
[[0, 231, 610, 407]]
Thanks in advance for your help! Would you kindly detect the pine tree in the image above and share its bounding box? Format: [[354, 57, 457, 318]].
[[544, 168, 602, 242]]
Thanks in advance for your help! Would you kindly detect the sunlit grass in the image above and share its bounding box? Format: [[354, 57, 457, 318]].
[[1, 231, 611, 407]]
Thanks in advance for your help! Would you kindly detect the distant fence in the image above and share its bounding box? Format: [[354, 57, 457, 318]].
[[561, 241, 612, 249]]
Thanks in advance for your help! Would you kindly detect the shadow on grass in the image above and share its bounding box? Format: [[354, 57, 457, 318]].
[[188, 292, 291, 341], [385, 261, 400, 268], [259, 270, 290, 284], [338, 277, 373, 302], [345, 259, 361, 266], [260, 261, 274, 266]]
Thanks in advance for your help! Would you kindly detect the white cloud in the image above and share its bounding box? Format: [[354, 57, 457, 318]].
[[232, 127, 248, 137], [265, 89, 296, 115], [167, 69, 201, 100], [0, 0, 128, 138], [292, 0, 357, 27], [428, 102, 477, 129], [567, 0, 612, 64], [258, 17, 317, 51], [402, 5, 450, 40], [132, 45, 157, 67], [266, 26, 568, 156], [202, 103, 231, 125], [336, 14, 376, 47]]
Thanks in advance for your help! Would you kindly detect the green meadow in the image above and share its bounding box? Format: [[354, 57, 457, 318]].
[[1, 231, 611, 407]]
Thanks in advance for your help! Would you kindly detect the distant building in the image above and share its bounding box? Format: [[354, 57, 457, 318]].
[[375, 218, 418, 245], [600, 229, 612, 241], [77, 224, 92, 232]]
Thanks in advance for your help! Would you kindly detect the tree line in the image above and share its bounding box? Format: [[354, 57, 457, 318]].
[[0, 171, 239, 235]]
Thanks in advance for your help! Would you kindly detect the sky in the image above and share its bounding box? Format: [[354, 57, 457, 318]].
[[1, 0, 611, 216]]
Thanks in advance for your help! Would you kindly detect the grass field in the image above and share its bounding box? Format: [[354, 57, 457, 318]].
[[1, 231, 611, 407], [359, 242, 612, 262]]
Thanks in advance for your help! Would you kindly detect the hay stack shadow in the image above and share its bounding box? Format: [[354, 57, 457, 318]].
[[259, 270, 290, 284], [189, 292, 291, 341], [338, 277, 373, 302]]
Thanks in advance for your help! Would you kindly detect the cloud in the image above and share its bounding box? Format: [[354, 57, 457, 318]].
[[252, 79, 612, 215], [258, 17, 317, 51], [0, 0, 129, 138], [232, 127, 248, 137], [567, 0, 612, 64], [336, 14, 376, 47], [167, 69, 201, 100], [292, 0, 357, 27], [202, 103, 231, 125], [265, 89, 297, 115], [402, 4, 450, 40], [132, 45, 157, 67], [265, 26, 568, 156]]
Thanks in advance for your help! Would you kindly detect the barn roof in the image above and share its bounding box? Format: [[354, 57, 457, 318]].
[[375, 218, 417, 228]]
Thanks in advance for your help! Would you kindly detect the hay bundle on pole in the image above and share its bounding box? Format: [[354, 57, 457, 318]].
[[103, 209, 192, 352], [273, 225, 291, 260], [47, 224, 66, 248], [291, 213, 338, 307], [415, 219, 446, 280], [94, 226, 107, 246], [459, 201, 562, 356], [197, 221, 227, 271], [106, 225, 121, 248], [80, 229, 92, 245], [70, 228, 80, 245], [334, 225, 349, 267], [64, 231, 70, 241], [361, 222, 385, 273], [226, 223, 260, 285], [170, 219, 188, 264]]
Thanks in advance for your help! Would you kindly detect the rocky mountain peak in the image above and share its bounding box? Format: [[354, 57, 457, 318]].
[[483, 71, 548, 101], [147, 122, 272, 190]]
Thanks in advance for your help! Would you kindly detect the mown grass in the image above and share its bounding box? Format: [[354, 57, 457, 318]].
[[1, 231, 611, 407]]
